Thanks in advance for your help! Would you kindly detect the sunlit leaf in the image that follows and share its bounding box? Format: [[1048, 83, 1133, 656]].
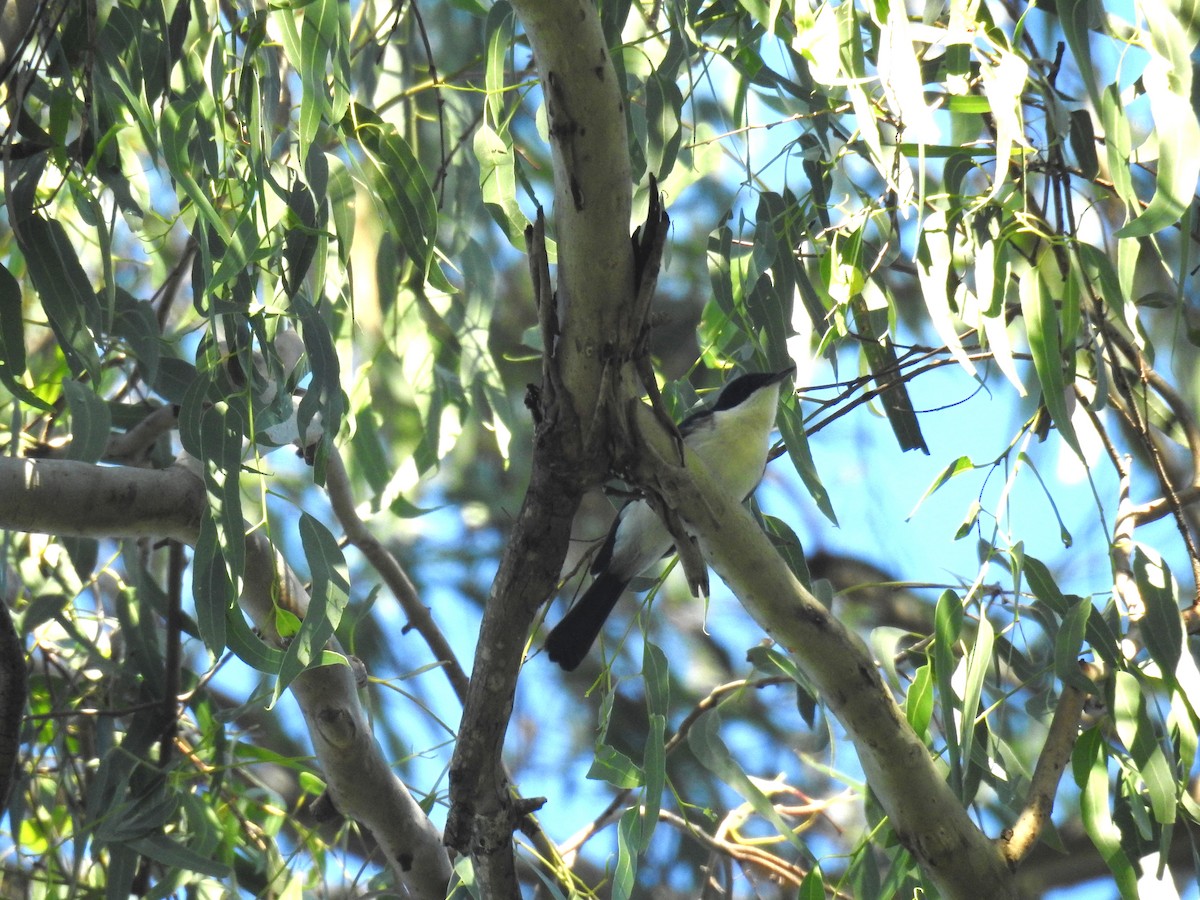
[[1133, 547, 1183, 683], [586, 744, 642, 789], [1074, 727, 1139, 897], [1113, 671, 1177, 826], [908, 456, 974, 519], [474, 123, 527, 245], [1115, 53, 1200, 237], [915, 215, 977, 384], [348, 106, 440, 286], [906, 664, 934, 739], [958, 612, 993, 802]]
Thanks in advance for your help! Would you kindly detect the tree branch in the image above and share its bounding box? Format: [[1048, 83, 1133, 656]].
[[621, 401, 1022, 898], [324, 447, 471, 703], [1000, 664, 1096, 866], [0, 457, 451, 899], [444, 0, 639, 890]]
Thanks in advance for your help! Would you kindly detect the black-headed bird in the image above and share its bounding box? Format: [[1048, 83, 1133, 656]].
[[546, 367, 794, 670]]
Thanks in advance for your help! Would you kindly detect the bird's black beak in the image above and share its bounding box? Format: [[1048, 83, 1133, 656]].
[[769, 364, 796, 385]]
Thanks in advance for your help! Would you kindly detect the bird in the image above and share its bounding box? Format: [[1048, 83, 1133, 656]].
[[545, 366, 795, 671]]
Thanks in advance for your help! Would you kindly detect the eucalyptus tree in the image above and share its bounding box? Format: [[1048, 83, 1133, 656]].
[[0, 0, 1198, 897]]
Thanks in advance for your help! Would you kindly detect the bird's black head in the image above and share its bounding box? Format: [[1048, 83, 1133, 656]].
[[711, 366, 795, 412]]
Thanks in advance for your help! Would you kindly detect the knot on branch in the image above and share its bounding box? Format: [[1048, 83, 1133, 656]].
[[314, 706, 358, 749]]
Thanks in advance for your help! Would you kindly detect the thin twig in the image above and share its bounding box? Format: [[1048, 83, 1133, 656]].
[[557, 677, 790, 861], [324, 446, 471, 703], [660, 808, 853, 897]]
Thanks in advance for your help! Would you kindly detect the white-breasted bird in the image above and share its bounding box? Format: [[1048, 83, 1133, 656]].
[[545, 367, 794, 670]]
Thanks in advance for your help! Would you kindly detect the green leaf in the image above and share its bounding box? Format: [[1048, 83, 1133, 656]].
[[1115, 0, 1200, 237], [292, 295, 343, 472], [643, 640, 669, 717], [112, 291, 162, 387], [914, 214, 978, 385], [349, 106, 440, 285], [640, 710, 665, 851], [199, 403, 245, 575], [1026, 554, 1119, 665], [193, 518, 231, 656], [1134, 547, 1183, 683], [104, 844, 139, 900], [274, 514, 349, 700], [934, 590, 963, 791], [776, 395, 836, 523], [62, 536, 98, 582], [1055, 596, 1096, 694], [302, 152, 329, 270], [484, 1, 514, 126], [225, 603, 285, 673], [160, 100, 232, 245], [908, 456, 975, 519], [1019, 261, 1081, 455], [128, 832, 230, 878], [474, 122, 527, 245], [798, 867, 825, 900], [759, 512, 811, 586], [707, 220, 736, 323], [1069, 109, 1100, 180], [208, 203, 263, 296], [297, 0, 348, 153], [1098, 84, 1137, 211], [645, 69, 683, 180], [979, 50, 1031, 197], [613, 807, 638, 900], [62, 380, 112, 464], [1055, 0, 1104, 110], [1113, 671, 1178, 826], [18, 215, 102, 379], [0, 263, 49, 409], [586, 745, 642, 789], [746, 644, 820, 726], [905, 664, 934, 739], [1074, 727, 1139, 897], [154, 357, 199, 405], [327, 155, 357, 263], [115, 586, 164, 687], [958, 613, 993, 802], [849, 296, 928, 453], [1023, 554, 1068, 617]]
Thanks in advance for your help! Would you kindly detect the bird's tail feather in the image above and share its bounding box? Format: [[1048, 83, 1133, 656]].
[[545, 572, 629, 671]]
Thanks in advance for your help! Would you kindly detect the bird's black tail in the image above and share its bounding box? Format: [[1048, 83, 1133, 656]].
[[545, 572, 629, 671]]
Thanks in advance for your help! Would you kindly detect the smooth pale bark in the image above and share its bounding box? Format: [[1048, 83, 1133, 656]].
[[510, 0, 634, 419]]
